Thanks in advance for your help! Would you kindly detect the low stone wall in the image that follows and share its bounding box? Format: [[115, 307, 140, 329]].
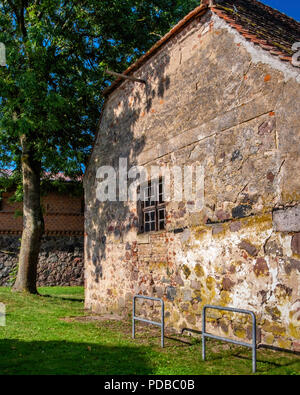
[[0, 235, 84, 287]]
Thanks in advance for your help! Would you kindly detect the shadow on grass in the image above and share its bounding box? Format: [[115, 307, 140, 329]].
[[230, 350, 300, 368], [38, 293, 85, 303], [164, 336, 193, 346], [199, 344, 300, 371], [0, 339, 153, 375]]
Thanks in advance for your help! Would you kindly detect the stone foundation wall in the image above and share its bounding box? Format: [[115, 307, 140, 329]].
[[84, 11, 300, 352], [0, 235, 84, 286]]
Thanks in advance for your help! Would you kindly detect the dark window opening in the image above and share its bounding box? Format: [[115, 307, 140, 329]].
[[138, 178, 166, 233]]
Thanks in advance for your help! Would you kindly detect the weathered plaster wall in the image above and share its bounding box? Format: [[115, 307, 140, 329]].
[[84, 11, 300, 351]]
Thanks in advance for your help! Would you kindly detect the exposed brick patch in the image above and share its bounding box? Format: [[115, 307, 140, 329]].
[[273, 206, 300, 233], [291, 233, 300, 256], [238, 240, 258, 257], [254, 257, 269, 277], [230, 221, 242, 232], [267, 172, 275, 183], [222, 277, 235, 291], [212, 224, 224, 235], [216, 209, 230, 221], [285, 258, 300, 275], [190, 280, 201, 290], [174, 274, 184, 286], [264, 238, 283, 256]]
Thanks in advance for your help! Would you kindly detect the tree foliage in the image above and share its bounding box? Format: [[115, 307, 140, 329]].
[[0, 0, 199, 177], [0, 0, 199, 293]]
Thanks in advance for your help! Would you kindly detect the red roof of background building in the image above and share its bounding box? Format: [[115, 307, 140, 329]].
[[0, 169, 82, 182]]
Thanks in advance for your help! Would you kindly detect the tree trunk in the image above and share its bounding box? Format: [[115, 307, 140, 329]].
[[12, 135, 44, 294]]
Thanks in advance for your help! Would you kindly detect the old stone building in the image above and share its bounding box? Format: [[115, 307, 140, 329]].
[[84, 0, 300, 351]]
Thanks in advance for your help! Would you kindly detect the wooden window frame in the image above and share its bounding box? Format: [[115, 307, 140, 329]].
[[137, 178, 166, 234]]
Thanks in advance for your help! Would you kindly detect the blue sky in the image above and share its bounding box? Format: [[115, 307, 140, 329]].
[[260, 0, 300, 22]]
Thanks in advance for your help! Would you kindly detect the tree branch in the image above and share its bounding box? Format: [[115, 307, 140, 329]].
[[19, 0, 28, 38]]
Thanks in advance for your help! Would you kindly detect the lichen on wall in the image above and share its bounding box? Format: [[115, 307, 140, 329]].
[[84, 11, 300, 352]]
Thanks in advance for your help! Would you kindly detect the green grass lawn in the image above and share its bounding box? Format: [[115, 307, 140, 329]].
[[0, 286, 299, 375]]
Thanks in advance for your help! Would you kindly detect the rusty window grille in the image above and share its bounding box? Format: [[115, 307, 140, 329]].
[[138, 178, 166, 233]]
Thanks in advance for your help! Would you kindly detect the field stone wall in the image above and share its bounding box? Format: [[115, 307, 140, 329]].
[[84, 11, 300, 351], [0, 235, 84, 287]]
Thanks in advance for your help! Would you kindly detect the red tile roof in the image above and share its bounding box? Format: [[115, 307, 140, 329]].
[[0, 169, 13, 178], [211, 0, 300, 63], [0, 169, 82, 182], [103, 0, 300, 97]]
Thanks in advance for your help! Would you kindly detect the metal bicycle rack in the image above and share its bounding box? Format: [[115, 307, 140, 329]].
[[132, 295, 165, 348], [202, 305, 257, 373]]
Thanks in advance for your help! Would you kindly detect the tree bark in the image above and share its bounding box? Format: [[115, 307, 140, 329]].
[[12, 135, 44, 294]]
